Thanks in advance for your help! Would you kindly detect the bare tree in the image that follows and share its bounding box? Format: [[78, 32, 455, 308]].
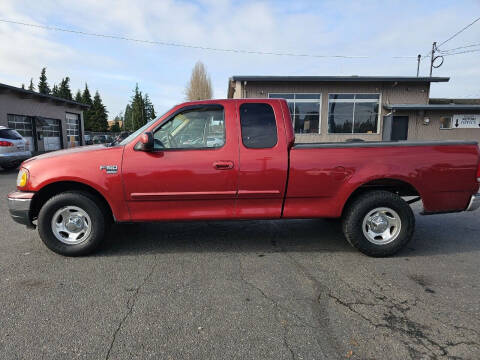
[[185, 61, 213, 101]]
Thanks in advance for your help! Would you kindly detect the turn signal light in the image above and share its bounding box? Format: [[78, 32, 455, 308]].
[[0, 141, 14, 147]]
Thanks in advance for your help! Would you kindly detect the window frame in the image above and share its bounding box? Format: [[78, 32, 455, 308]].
[[327, 93, 381, 135], [148, 104, 226, 152], [268, 93, 322, 134]]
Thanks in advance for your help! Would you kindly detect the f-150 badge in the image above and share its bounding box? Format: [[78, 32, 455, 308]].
[[100, 165, 118, 174]]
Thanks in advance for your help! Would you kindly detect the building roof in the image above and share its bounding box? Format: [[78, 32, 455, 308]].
[[0, 82, 89, 109], [385, 104, 480, 111], [429, 98, 480, 105], [230, 75, 450, 83]]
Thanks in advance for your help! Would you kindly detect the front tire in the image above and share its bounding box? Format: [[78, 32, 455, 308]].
[[37, 192, 108, 256], [342, 191, 415, 257]]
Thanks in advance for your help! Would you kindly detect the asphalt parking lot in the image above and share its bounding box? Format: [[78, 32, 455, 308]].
[[0, 169, 479, 360]]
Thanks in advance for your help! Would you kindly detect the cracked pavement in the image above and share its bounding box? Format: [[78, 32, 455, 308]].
[[0, 170, 479, 359]]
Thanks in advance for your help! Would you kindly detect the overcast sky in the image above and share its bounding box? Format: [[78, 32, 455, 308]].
[[0, 0, 479, 118]]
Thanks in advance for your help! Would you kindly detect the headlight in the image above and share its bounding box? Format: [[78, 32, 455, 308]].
[[16, 168, 29, 188]]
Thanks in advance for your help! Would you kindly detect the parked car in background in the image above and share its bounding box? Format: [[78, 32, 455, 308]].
[[92, 135, 114, 144], [84, 134, 93, 145], [0, 126, 32, 170], [7, 99, 480, 257]]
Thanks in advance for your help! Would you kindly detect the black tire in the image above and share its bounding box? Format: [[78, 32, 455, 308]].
[[342, 190, 415, 257], [37, 191, 109, 256]]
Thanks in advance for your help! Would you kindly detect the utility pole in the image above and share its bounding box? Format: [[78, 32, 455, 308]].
[[429, 42, 436, 77], [416, 54, 421, 77], [429, 41, 444, 76]]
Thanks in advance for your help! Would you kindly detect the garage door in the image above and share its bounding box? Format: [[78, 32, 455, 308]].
[[66, 113, 81, 148], [7, 114, 35, 152], [42, 118, 62, 151]]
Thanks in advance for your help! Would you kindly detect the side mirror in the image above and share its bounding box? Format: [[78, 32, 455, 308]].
[[136, 132, 154, 152]]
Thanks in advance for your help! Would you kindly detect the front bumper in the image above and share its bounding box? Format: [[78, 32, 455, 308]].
[[466, 193, 480, 212], [7, 191, 35, 228], [0, 151, 32, 166]]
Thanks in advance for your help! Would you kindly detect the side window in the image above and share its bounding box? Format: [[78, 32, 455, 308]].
[[153, 106, 225, 150], [240, 103, 277, 148]]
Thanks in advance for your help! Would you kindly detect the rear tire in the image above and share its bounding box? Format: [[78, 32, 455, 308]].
[[342, 191, 415, 257], [37, 191, 109, 256]]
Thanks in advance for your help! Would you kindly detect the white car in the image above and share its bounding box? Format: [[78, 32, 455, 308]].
[[0, 126, 32, 170]]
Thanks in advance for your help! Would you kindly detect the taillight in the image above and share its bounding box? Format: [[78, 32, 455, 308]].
[[0, 141, 14, 147], [477, 161, 480, 182]]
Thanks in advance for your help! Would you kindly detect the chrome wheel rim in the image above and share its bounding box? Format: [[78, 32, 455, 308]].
[[51, 206, 92, 245], [362, 207, 401, 245]]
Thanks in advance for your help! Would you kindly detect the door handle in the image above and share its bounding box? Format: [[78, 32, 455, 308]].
[[213, 161, 234, 170]]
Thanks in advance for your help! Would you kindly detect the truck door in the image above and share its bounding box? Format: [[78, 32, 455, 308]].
[[236, 101, 289, 219], [122, 102, 238, 221]]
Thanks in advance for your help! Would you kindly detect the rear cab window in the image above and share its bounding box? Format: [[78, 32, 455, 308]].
[[0, 129, 22, 140], [239, 103, 277, 148]]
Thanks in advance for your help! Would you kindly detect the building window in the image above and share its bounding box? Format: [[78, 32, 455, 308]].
[[268, 93, 321, 134], [328, 94, 380, 134], [440, 116, 452, 129], [66, 113, 81, 147]]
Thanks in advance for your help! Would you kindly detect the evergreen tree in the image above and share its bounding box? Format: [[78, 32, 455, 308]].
[[122, 85, 157, 131], [144, 94, 156, 120], [130, 84, 146, 130], [124, 104, 133, 131], [90, 91, 109, 132], [74, 90, 82, 103], [28, 78, 35, 91], [38, 67, 51, 95], [21, 84, 25, 89], [51, 84, 60, 97], [82, 84, 94, 131], [58, 77, 73, 100]]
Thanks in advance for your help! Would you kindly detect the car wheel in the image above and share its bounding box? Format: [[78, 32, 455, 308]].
[[37, 191, 108, 256], [342, 190, 415, 257]]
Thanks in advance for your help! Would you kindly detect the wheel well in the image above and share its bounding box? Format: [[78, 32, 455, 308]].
[[31, 181, 114, 221], [342, 178, 421, 216]]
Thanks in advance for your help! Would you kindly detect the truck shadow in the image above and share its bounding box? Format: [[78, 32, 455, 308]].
[[96, 211, 480, 257], [98, 219, 354, 257]]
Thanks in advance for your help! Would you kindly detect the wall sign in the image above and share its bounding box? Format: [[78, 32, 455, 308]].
[[452, 114, 480, 128]]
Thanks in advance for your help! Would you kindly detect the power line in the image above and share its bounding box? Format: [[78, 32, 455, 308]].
[[437, 16, 480, 48], [0, 18, 420, 60], [441, 48, 480, 56], [438, 42, 480, 53], [0, 18, 368, 59]]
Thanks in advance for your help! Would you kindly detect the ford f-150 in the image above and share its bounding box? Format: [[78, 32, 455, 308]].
[[7, 99, 480, 257]]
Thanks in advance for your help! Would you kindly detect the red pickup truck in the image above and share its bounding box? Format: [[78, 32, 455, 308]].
[[8, 99, 480, 257]]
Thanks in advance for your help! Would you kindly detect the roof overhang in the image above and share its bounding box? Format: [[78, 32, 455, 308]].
[[385, 104, 480, 111], [0, 82, 89, 109], [230, 76, 450, 83]]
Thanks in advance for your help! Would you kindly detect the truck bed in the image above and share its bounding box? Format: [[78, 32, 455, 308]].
[[284, 140, 480, 218], [293, 140, 478, 149]]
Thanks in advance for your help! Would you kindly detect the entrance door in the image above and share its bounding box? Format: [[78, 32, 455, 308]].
[[391, 116, 409, 141]]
